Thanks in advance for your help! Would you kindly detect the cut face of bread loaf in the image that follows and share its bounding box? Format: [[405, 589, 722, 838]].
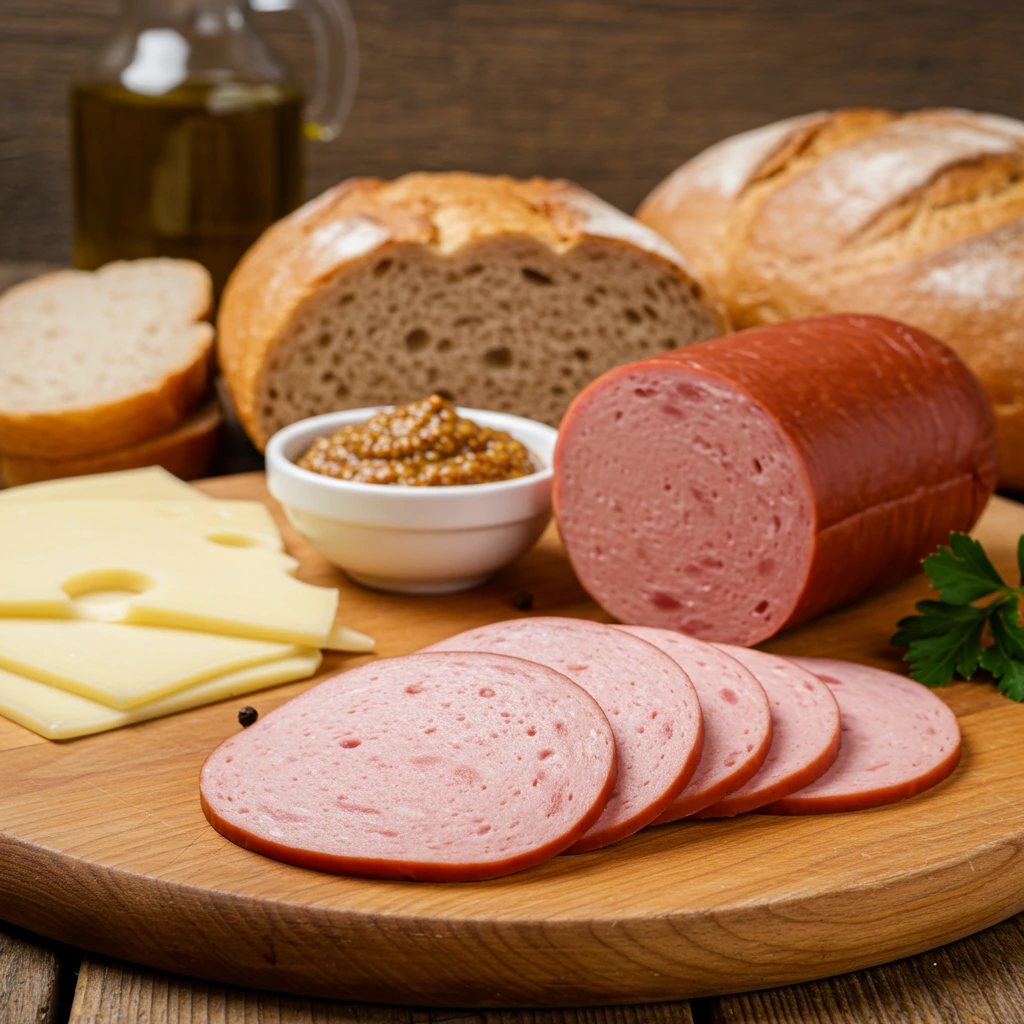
[[637, 108, 1024, 488], [0, 259, 214, 458], [218, 173, 725, 449]]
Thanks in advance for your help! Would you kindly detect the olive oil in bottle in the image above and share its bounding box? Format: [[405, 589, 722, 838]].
[[71, 78, 303, 297]]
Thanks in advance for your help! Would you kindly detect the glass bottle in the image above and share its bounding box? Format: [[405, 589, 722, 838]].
[[71, 0, 357, 297]]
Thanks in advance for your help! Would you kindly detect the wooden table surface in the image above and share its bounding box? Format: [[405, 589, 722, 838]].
[[2, 260, 1024, 1022], [3, 913, 1024, 1024]]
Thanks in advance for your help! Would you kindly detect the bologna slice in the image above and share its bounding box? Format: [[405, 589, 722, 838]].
[[763, 658, 962, 814], [553, 314, 997, 645], [200, 652, 616, 881], [693, 645, 840, 817], [427, 617, 703, 852], [616, 625, 772, 821]]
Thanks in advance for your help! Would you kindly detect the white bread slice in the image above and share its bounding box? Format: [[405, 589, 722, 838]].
[[218, 173, 727, 449], [0, 399, 221, 487], [0, 259, 214, 458]]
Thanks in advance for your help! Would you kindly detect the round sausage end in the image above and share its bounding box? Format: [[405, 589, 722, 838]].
[[554, 363, 815, 645]]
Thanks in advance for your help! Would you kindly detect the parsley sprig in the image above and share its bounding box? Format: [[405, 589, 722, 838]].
[[892, 533, 1024, 700]]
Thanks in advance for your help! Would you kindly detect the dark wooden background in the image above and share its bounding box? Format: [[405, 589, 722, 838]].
[[4, 0, 1024, 264]]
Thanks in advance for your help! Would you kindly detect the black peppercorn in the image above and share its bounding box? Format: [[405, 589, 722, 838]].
[[512, 591, 534, 611], [238, 705, 259, 727]]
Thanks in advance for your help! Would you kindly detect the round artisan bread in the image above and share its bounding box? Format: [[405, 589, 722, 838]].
[[0, 259, 214, 458], [218, 172, 726, 450], [636, 107, 1024, 488], [0, 398, 221, 487]]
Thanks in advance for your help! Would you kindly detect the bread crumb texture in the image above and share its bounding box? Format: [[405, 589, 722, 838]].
[[217, 172, 726, 449], [637, 108, 1024, 488]]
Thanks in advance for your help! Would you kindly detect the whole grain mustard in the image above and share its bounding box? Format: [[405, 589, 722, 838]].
[[297, 395, 537, 486]]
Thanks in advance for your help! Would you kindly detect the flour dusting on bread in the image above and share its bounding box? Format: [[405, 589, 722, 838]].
[[764, 118, 1021, 252], [682, 113, 829, 201], [560, 187, 699, 269], [308, 217, 392, 269]]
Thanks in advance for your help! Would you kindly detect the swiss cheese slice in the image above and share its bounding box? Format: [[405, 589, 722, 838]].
[[0, 620, 299, 710], [0, 466, 208, 502], [0, 651, 323, 740], [0, 500, 334, 645]]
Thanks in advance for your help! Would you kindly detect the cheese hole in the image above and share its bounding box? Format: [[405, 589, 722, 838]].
[[206, 532, 264, 549], [62, 569, 157, 619]]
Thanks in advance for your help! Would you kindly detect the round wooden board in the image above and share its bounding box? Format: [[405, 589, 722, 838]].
[[1, 473, 1023, 1007]]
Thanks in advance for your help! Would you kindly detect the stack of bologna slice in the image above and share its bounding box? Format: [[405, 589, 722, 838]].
[[200, 617, 962, 882]]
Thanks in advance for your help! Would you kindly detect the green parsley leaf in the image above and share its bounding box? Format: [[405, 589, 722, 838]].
[[980, 630, 1024, 700], [893, 601, 989, 686], [997, 659, 1024, 702], [891, 532, 1024, 700], [922, 532, 1006, 604], [988, 596, 1024, 657]]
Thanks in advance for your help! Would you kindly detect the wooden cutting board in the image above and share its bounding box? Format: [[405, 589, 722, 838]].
[[1, 472, 1022, 1007]]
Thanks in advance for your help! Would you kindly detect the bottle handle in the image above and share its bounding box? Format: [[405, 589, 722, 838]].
[[253, 0, 359, 143]]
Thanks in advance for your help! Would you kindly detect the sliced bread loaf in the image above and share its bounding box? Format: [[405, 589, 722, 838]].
[[0, 259, 214, 458], [218, 172, 726, 449], [0, 398, 221, 487]]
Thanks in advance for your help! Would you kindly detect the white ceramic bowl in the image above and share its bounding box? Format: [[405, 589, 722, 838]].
[[265, 407, 558, 595]]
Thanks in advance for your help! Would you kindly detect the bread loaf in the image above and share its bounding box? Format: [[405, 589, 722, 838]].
[[636, 108, 1024, 488], [0, 398, 221, 487], [218, 172, 726, 449], [0, 259, 214, 459]]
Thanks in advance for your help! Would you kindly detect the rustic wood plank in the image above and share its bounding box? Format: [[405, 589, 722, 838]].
[[0, 919, 74, 1024], [68, 958, 695, 1024], [407, 1009, 694, 1024], [69, 956, 406, 1024], [702, 911, 1024, 1023], [5, 0, 1024, 263]]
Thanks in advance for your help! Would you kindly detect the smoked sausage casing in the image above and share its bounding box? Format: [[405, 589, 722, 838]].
[[553, 314, 998, 645]]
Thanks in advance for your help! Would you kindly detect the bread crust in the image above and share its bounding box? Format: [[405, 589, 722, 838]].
[[0, 398, 221, 487], [637, 108, 1024, 488], [218, 172, 727, 450], [0, 261, 215, 459]]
